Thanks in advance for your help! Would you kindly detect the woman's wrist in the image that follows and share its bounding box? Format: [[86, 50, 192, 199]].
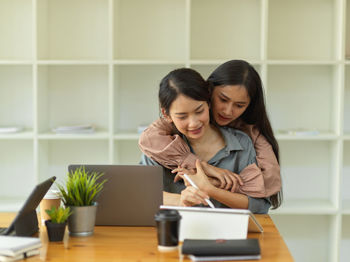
[[202, 183, 216, 197]]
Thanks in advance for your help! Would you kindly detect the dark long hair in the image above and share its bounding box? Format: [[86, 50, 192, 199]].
[[159, 68, 211, 115], [208, 60, 282, 209]]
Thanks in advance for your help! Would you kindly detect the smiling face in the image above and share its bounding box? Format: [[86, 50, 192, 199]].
[[211, 85, 251, 126], [162, 94, 210, 140]]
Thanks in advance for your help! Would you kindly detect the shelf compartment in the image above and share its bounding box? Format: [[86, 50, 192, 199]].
[[114, 140, 142, 165], [114, 0, 186, 60], [346, 0, 350, 60], [343, 141, 350, 211], [345, 65, 350, 133], [38, 140, 109, 183], [0, 0, 32, 60], [114, 64, 182, 133], [267, 65, 336, 133], [343, 200, 350, 214], [190, 0, 261, 60], [340, 215, 350, 262], [37, 0, 108, 60], [0, 141, 34, 200], [271, 214, 332, 262], [0, 65, 33, 129], [268, 0, 336, 60], [278, 140, 337, 204], [37, 65, 109, 134]]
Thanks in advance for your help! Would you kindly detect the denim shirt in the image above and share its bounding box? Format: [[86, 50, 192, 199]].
[[140, 126, 271, 214]]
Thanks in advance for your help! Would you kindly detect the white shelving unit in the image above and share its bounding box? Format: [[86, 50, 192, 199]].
[[0, 0, 349, 261]]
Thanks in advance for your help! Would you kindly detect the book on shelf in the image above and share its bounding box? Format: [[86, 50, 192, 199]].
[[52, 124, 95, 134], [0, 236, 41, 257], [0, 249, 39, 262], [182, 239, 261, 261], [0, 126, 23, 134]]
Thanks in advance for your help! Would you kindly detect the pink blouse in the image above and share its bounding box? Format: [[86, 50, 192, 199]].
[[138, 118, 281, 197]]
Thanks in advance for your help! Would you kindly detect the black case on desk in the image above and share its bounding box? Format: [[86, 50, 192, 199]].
[[182, 238, 260, 256]]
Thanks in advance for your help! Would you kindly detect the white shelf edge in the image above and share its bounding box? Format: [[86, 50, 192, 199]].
[[0, 60, 33, 65], [270, 208, 338, 215], [267, 60, 339, 65], [37, 60, 109, 65], [344, 134, 350, 140], [113, 60, 186, 65], [190, 59, 263, 65], [38, 131, 110, 140], [269, 199, 337, 215], [276, 133, 338, 141], [0, 131, 34, 140], [114, 133, 140, 140], [0, 199, 25, 212]]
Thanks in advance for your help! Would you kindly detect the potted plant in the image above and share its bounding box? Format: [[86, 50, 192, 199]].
[[57, 166, 107, 237], [45, 206, 72, 242]]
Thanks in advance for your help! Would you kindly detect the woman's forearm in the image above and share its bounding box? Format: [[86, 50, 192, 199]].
[[206, 185, 249, 209], [139, 118, 198, 169], [163, 191, 181, 206]]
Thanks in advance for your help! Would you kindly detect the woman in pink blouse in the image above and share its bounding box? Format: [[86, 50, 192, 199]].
[[139, 60, 282, 209]]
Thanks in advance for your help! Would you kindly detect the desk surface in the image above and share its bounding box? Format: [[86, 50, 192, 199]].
[[0, 213, 292, 262]]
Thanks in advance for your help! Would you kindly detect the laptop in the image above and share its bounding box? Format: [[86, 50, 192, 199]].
[[0, 176, 56, 236], [68, 165, 163, 226]]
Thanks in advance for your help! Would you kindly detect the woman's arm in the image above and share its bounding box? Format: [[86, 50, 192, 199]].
[[234, 123, 282, 197], [138, 118, 198, 169], [184, 160, 270, 213], [139, 119, 241, 188]]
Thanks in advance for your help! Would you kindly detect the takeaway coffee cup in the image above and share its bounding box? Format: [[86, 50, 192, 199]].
[[154, 209, 182, 252], [39, 190, 61, 225]]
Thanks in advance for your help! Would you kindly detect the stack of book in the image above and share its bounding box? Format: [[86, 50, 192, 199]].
[[52, 124, 95, 134], [0, 236, 41, 262], [182, 239, 261, 261]]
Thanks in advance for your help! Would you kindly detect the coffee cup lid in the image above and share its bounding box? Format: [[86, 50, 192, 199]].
[[43, 190, 60, 199], [154, 209, 181, 222]]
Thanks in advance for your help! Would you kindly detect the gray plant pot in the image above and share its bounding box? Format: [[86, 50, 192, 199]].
[[67, 202, 98, 237]]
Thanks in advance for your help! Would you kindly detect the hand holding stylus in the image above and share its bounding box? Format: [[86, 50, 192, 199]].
[[183, 174, 215, 209]]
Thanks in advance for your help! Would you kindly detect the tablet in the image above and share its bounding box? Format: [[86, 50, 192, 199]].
[[160, 206, 263, 240]]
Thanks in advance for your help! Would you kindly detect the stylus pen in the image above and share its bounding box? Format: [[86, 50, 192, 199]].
[[183, 174, 215, 209]]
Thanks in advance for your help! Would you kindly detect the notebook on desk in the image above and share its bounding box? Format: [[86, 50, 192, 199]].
[[68, 165, 163, 226], [0, 176, 56, 236]]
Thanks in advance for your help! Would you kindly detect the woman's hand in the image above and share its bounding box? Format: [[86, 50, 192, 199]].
[[177, 160, 214, 192], [179, 186, 209, 207], [200, 162, 243, 192], [172, 167, 196, 182]]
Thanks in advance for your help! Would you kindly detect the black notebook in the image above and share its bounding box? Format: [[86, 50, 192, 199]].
[[182, 239, 261, 261]]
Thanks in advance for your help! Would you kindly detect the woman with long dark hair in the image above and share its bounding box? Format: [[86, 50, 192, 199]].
[[141, 68, 270, 213], [139, 60, 282, 209]]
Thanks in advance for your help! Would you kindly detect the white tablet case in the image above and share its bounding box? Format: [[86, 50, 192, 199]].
[[160, 206, 262, 241]]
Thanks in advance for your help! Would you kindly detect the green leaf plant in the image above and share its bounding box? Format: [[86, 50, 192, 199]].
[[45, 206, 72, 224], [57, 166, 107, 206]]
